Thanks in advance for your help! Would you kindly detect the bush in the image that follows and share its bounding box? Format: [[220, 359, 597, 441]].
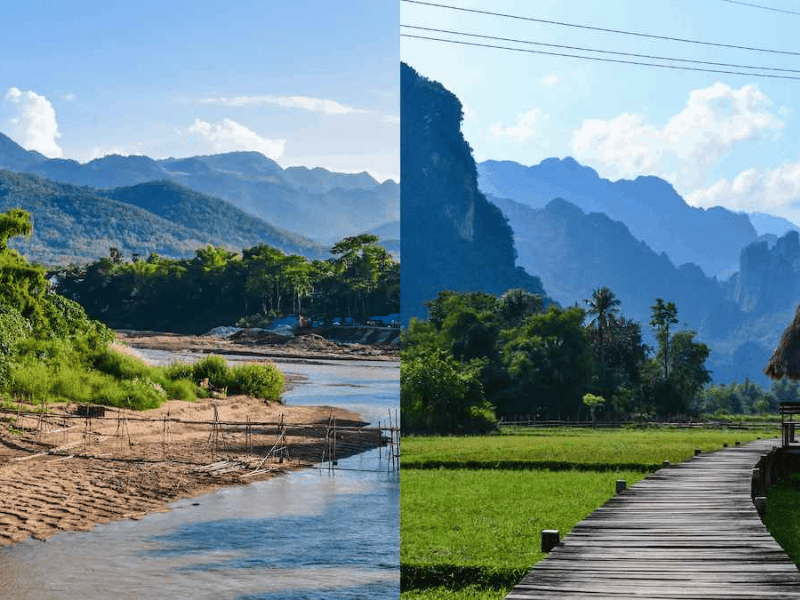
[[228, 362, 284, 401], [95, 348, 152, 380], [161, 361, 195, 381], [192, 355, 230, 389], [162, 378, 198, 402]]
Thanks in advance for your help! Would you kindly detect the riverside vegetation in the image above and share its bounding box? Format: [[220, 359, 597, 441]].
[[0, 208, 283, 410], [54, 233, 399, 334]]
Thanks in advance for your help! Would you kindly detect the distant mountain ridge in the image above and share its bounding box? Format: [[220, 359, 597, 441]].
[[489, 190, 800, 386], [0, 131, 399, 246], [0, 170, 325, 265], [477, 157, 758, 278]]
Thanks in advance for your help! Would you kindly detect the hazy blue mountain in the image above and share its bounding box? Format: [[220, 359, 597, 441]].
[[401, 62, 546, 323], [477, 157, 758, 278], [0, 170, 324, 265], [489, 194, 740, 339], [0, 132, 46, 172], [281, 165, 383, 194], [0, 133, 398, 246], [490, 190, 800, 386], [367, 220, 399, 256], [746, 211, 800, 238], [733, 231, 800, 317], [105, 180, 325, 258], [31, 154, 166, 188]]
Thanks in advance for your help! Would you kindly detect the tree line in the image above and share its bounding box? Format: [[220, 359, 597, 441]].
[[401, 286, 722, 433], [54, 234, 399, 333]]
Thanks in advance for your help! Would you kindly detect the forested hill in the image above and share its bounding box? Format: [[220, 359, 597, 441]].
[[0, 170, 324, 265], [0, 130, 398, 247], [400, 62, 547, 322]]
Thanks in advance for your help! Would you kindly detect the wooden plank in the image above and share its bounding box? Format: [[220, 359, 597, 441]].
[[505, 439, 800, 599]]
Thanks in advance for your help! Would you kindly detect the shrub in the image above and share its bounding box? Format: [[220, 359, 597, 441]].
[[161, 361, 195, 381], [192, 355, 230, 389], [228, 362, 284, 401], [95, 348, 152, 380], [162, 378, 198, 401]]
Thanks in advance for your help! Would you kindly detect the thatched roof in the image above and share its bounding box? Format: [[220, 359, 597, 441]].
[[765, 302, 800, 380]]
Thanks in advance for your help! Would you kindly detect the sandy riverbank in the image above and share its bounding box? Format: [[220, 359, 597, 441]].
[[117, 329, 399, 361], [0, 335, 392, 547]]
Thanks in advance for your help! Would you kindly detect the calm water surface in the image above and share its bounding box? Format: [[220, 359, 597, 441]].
[[0, 352, 399, 599]]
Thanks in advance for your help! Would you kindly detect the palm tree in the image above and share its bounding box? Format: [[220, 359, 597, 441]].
[[585, 286, 621, 379]]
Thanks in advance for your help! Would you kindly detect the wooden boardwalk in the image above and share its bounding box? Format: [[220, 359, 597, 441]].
[[506, 439, 800, 599]]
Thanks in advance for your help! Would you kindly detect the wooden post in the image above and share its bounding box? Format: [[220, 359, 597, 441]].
[[615, 480, 627, 494], [541, 529, 560, 553], [754, 496, 767, 515], [752, 467, 763, 499]]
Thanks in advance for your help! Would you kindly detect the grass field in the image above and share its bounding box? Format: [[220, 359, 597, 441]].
[[764, 473, 800, 569], [401, 426, 779, 599]]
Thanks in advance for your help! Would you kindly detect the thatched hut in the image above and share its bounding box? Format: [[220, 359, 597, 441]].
[[765, 303, 800, 380]]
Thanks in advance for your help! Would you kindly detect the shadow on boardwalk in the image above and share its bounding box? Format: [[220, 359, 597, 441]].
[[506, 439, 800, 600]]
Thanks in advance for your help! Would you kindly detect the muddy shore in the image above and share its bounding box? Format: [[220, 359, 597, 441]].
[[117, 328, 399, 361], [0, 333, 395, 547]]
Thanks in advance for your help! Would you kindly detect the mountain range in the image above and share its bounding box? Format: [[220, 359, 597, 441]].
[[0, 170, 326, 265], [477, 157, 761, 279], [0, 131, 398, 248]]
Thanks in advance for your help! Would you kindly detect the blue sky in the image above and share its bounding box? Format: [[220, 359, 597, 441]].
[[402, 0, 800, 223], [0, 1, 399, 182]]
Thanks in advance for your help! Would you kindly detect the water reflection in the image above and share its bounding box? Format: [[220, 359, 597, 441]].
[[0, 355, 399, 600]]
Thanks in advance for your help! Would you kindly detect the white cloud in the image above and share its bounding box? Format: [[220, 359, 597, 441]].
[[62, 92, 77, 102], [490, 107, 541, 142], [570, 82, 783, 189], [84, 145, 143, 161], [186, 118, 286, 159], [541, 75, 562, 86], [198, 94, 368, 116], [2, 87, 63, 157], [687, 160, 800, 216]]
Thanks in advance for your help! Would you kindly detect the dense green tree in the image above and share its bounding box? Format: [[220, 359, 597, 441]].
[[498, 305, 592, 418], [401, 347, 494, 433]]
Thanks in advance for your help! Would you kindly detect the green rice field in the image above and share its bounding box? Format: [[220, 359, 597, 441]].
[[401, 426, 779, 599]]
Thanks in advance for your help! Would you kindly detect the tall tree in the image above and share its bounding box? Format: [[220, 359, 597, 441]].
[[585, 286, 621, 378], [650, 298, 678, 379]]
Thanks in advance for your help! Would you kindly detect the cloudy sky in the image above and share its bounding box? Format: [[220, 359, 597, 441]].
[[402, 0, 800, 224], [0, 1, 399, 182]]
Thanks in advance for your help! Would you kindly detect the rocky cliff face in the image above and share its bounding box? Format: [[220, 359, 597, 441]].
[[400, 63, 546, 322], [735, 231, 800, 316]]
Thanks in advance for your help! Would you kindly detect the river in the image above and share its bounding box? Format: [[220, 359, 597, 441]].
[[0, 351, 400, 599]]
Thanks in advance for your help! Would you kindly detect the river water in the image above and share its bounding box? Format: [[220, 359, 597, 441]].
[[0, 351, 400, 599]]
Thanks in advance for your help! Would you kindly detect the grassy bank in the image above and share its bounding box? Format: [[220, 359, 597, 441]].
[[401, 427, 779, 599]]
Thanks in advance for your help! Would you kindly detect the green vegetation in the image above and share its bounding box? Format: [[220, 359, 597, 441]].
[[764, 474, 800, 568], [0, 208, 284, 409], [401, 427, 777, 599], [55, 233, 399, 333], [402, 288, 715, 433]]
